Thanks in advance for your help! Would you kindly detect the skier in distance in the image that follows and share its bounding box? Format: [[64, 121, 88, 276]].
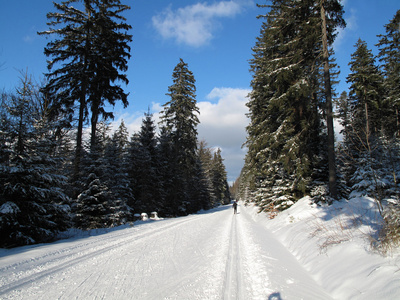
[[232, 200, 238, 214]]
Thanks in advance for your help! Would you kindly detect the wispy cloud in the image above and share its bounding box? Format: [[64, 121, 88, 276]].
[[333, 7, 358, 51], [198, 87, 250, 182], [22, 26, 41, 44], [152, 1, 243, 47]]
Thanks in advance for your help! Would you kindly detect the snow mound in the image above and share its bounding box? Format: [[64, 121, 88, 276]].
[[243, 196, 400, 299]]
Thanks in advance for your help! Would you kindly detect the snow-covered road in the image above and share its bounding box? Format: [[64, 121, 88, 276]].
[[0, 204, 333, 299]]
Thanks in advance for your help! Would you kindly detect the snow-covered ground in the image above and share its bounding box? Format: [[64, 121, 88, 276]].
[[1, 197, 399, 299]]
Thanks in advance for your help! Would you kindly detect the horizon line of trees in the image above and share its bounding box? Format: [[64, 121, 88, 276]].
[[0, 0, 230, 248]]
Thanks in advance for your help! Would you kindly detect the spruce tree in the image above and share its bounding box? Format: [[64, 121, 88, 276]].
[[88, 0, 132, 149], [243, 0, 344, 212], [344, 39, 395, 214], [211, 148, 230, 205], [335, 91, 351, 142], [128, 112, 163, 215], [127, 133, 143, 211], [74, 121, 130, 228], [74, 173, 112, 229], [321, 0, 346, 199], [347, 39, 384, 139], [377, 10, 400, 137], [159, 59, 201, 215], [104, 121, 133, 222], [39, 0, 94, 176], [39, 0, 132, 174], [197, 140, 217, 207], [157, 127, 178, 216], [0, 92, 12, 166], [0, 74, 70, 247]]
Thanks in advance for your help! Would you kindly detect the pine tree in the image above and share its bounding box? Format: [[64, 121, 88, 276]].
[[321, 0, 346, 199], [0, 73, 70, 247], [157, 127, 178, 216], [197, 140, 217, 207], [39, 0, 94, 176], [128, 112, 163, 215], [88, 0, 132, 149], [347, 39, 384, 139], [104, 120, 133, 222], [242, 0, 344, 212], [74, 121, 129, 229], [211, 148, 230, 205], [39, 0, 132, 175], [377, 10, 400, 137], [159, 59, 201, 215]]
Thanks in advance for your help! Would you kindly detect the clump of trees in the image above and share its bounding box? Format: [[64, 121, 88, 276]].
[[238, 0, 345, 212], [236, 1, 400, 249], [0, 62, 231, 248], [337, 10, 400, 250]]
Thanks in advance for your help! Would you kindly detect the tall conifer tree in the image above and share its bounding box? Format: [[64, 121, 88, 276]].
[[377, 10, 400, 137], [159, 59, 201, 215], [243, 0, 344, 211], [128, 112, 163, 214], [0, 73, 70, 247], [347, 39, 384, 139], [39, 0, 132, 174]]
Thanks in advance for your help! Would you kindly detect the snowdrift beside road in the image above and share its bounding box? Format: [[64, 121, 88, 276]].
[[244, 196, 400, 299]]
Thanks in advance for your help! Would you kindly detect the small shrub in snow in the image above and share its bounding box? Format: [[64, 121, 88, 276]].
[[377, 202, 400, 254]]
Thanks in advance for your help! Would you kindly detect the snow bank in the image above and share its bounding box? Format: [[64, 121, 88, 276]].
[[241, 197, 400, 299]]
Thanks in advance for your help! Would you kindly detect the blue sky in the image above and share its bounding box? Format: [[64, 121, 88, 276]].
[[0, 0, 399, 183]]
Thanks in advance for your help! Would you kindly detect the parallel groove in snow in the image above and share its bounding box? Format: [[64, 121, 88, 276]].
[[0, 214, 208, 296], [223, 215, 240, 299], [0, 205, 334, 300]]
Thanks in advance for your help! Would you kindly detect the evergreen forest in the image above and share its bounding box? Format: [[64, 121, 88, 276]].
[[0, 1, 230, 248], [233, 1, 400, 247], [1, 0, 400, 250]]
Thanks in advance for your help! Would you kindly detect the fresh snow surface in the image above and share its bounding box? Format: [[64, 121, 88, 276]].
[[1, 198, 400, 299]]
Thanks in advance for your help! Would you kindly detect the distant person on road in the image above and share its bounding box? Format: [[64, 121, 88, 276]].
[[233, 200, 238, 214]]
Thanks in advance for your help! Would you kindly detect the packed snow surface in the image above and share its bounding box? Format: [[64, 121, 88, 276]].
[[1, 198, 400, 299]]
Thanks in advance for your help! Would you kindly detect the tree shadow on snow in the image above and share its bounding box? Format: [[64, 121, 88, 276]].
[[316, 198, 382, 234]]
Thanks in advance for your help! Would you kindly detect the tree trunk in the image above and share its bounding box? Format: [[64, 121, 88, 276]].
[[90, 108, 98, 152], [365, 101, 370, 138], [74, 91, 85, 178], [321, 0, 338, 199]]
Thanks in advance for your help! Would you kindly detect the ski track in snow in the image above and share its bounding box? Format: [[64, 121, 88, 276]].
[[0, 204, 332, 299]]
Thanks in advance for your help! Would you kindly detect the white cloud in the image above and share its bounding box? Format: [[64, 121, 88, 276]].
[[152, 1, 242, 47], [112, 87, 250, 183], [198, 87, 250, 182], [333, 7, 358, 51], [198, 87, 249, 146]]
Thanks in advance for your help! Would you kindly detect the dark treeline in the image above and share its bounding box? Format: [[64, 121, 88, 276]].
[[234, 0, 400, 245], [0, 0, 230, 248]]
